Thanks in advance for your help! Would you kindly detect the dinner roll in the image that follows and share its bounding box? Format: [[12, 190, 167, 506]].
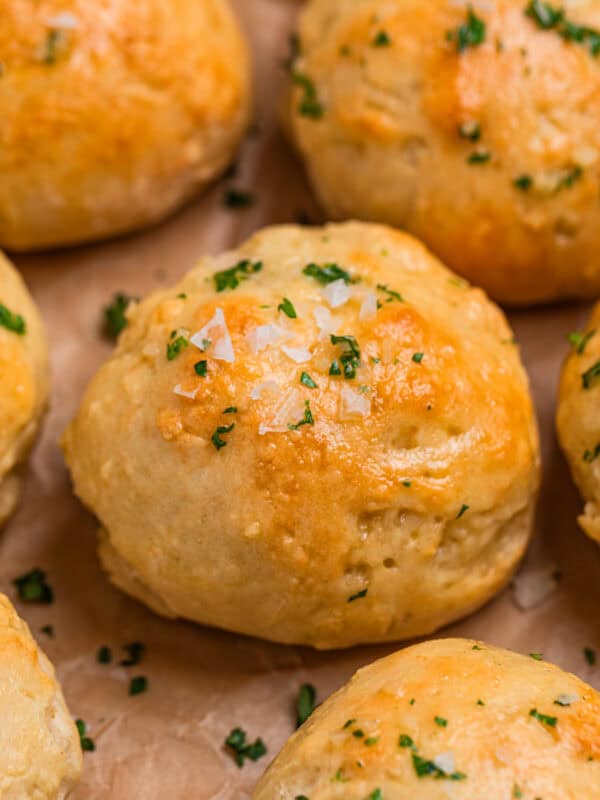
[[287, 0, 600, 305], [557, 304, 600, 543], [0, 253, 49, 525], [253, 638, 600, 798], [63, 222, 539, 649], [0, 0, 251, 251], [0, 593, 82, 797]]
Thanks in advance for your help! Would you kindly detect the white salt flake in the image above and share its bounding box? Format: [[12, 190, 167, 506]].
[[259, 389, 303, 435], [360, 291, 378, 320], [173, 384, 198, 400], [433, 752, 455, 775], [191, 308, 234, 363], [247, 323, 290, 354], [281, 345, 312, 363], [322, 279, 351, 308], [340, 386, 371, 419], [47, 12, 79, 28], [250, 380, 280, 400], [313, 306, 337, 335]]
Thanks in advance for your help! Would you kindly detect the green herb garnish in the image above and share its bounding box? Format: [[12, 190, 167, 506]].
[[412, 753, 466, 780], [103, 293, 136, 339], [434, 716, 448, 727], [348, 588, 368, 602], [584, 647, 597, 665], [0, 303, 26, 335], [278, 297, 297, 318], [300, 372, 318, 388], [583, 444, 600, 463], [399, 734, 415, 749], [213, 259, 262, 292], [514, 174, 533, 191], [568, 329, 596, 354], [129, 676, 148, 695], [76, 719, 95, 752], [296, 684, 317, 727], [372, 30, 391, 46], [212, 423, 235, 450], [458, 121, 481, 141], [13, 568, 53, 603], [467, 150, 491, 164], [97, 646, 112, 664], [289, 401, 314, 430], [166, 332, 189, 360], [529, 708, 557, 727], [456, 504, 469, 519], [194, 360, 208, 376], [40, 624, 54, 637], [376, 283, 403, 303], [303, 262, 352, 285], [450, 7, 487, 52], [225, 727, 267, 767], [292, 72, 324, 118], [330, 334, 360, 379], [412, 352, 424, 363], [224, 189, 254, 209], [582, 360, 600, 389], [120, 642, 145, 666]]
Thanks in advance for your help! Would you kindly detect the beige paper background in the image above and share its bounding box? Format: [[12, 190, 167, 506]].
[[3, 0, 600, 796]]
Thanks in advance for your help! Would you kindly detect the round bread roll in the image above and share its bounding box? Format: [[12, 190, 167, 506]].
[[253, 638, 600, 798], [287, 0, 600, 305], [63, 222, 539, 648], [0, 0, 251, 251], [0, 253, 49, 525], [557, 304, 600, 543], [0, 593, 82, 797]]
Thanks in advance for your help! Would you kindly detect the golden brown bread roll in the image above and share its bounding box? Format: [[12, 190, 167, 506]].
[[557, 303, 600, 543], [0, 593, 82, 798], [0, 252, 49, 524], [63, 222, 539, 648], [287, 0, 600, 305], [0, 0, 251, 251], [253, 638, 600, 799]]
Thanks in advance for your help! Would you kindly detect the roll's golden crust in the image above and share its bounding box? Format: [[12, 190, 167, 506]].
[[557, 304, 600, 543], [0, 594, 82, 798], [63, 222, 539, 648], [0, 0, 251, 251], [0, 253, 49, 525], [253, 638, 600, 799], [288, 0, 600, 305]]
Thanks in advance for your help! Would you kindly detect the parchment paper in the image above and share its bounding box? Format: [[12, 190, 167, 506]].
[[4, 0, 600, 796]]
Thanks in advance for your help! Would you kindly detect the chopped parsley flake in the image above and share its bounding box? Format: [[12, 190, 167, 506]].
[[376, 283, 403, 303], [513, 786, 524, 799], [300, 371, 318, 388], [296, 684, 317, 728], [223, 189, 254, 209], [212, 423, 235, 450], [0, 303, 26, 335], [450, 7, 487, 52], [365, 736, 379, 746], [330, 334, 361, 379], [194, 360, 208, 377], [477, 699, 485, 706], [120, 642, 145, 666], [97, 646, 112, 664], [76, 719, 95, 752], [213, 259, 263, 292], [223, 406, 237, 414], [412, 352, 424, 363], [458, 121, 481, 141], [278, 297, 297, 318], [529, 652, 543, 661], [365, 791, 383, 800], [582, 360, 600, 389], [289, 400, 314, 430], [456, 504, 469, 519], [348, 588, 368, 603], [372, 30, 391, 46], [41, 29, 64, 65], [225, 727, 267, 767], [467, 150, 491, 164], [303, 262, 352, 285], [40, 624, 54, 637], [13, 568, 53, 603], [525, 1, 600, 57], [556, 165, 583, 191], [103, 293, 136, 339], [529, 708, 557, 727], [434, 716, 448, 727], [399, 734, 415, 749], [129, 676, 148, 695], [333, 767, 350, 782], [568, 329, 596, 354], [292, 72, 324, 118], [412, 753, 466, 781], [514, 174, 533, 191], [166, 332, 189, 361], [583, 444, 600, 463], [584, 647, 597, 665]]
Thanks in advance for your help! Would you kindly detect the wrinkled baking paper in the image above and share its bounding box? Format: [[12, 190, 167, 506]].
[[4, 0, 599, 797]]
